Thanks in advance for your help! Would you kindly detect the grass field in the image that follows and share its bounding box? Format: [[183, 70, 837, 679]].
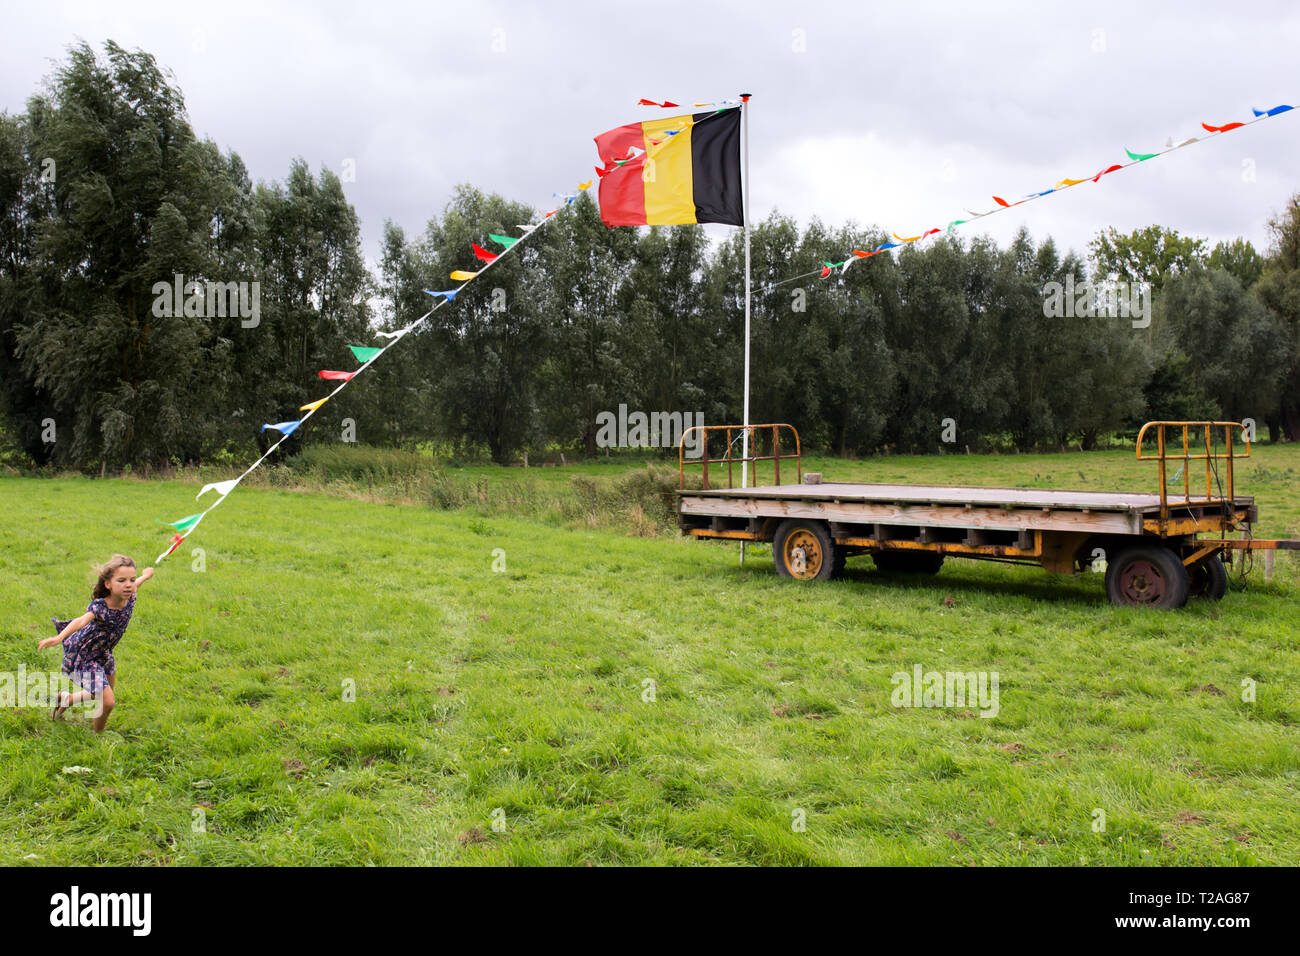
[[2, 443, 1298, 865]]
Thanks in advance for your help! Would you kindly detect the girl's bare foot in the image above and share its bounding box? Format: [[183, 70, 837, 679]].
[[51, 691, 70, 721]]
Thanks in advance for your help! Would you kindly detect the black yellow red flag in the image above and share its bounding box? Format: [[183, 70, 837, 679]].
[[593, 107, 742, 227]]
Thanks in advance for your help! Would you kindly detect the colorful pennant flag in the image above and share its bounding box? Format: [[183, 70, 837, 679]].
[[472, 242, 498, 263], [638, 98, 679, 108], [375, 327, 412, 340], [197, 478, 240, 500], [261, 420, 301, 435], [158, 513, 203, 533], [450, 270, 479, 281], [348, 346, 383, 364], [425, 288, 459, 301], [158, 533, 185, 561], [299, 398, 328, 412], [593, 106, 742, 226], [488, 233, 519, 250], [317, 371, 355, 382]]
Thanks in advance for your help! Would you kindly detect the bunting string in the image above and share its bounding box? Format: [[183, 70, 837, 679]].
[[153, 194, 592, 561], [761, 102, 1295, 292], [154, 98, 1294, 560]]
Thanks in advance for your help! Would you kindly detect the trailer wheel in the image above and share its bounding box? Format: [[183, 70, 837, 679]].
[[1188, 555, 1228, 601], [1105, 545, 1190, 609], [872, 551, 944, 575], [773, 519, 841, 581]]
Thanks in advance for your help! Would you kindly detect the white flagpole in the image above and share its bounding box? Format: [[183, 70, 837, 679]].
[[741, 93, 752, 492], [740, 93, 752, 566]]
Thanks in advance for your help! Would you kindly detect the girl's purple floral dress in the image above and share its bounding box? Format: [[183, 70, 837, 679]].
[[50, 596, 135, 696]]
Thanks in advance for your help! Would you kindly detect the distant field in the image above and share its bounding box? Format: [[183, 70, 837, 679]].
[[1, 443, 1298, 865]]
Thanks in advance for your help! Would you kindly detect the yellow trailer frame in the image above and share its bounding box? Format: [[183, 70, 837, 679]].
[[676, 422, 1297, 608]]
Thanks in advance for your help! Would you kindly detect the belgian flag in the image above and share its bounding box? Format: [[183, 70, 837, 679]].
[[593, 106, 742, 227]]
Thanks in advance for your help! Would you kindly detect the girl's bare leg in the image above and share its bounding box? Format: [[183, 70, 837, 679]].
[[92, 675, 116, 733], [53, 686, 91, 719]]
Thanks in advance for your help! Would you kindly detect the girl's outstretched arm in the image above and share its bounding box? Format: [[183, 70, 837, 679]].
[[38, 611, 93, 650], [136, 567, 155, 589]]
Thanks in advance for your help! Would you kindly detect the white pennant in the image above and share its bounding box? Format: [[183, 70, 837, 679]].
[[197, 478, 240, 500]]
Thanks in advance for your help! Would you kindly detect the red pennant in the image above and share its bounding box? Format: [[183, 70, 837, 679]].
[[1201, 121, 1245, 133], [319, 370, 355, 381], [820, 265, 831, 278], [638, 98, 680, 108], [993, 196, 1011, 207], [851, 249, 876, 258], [921, 228, 940, 238], [472, 242, 498, 263], [163, 533, 184, 558], [1091, 164, 1123, 182]]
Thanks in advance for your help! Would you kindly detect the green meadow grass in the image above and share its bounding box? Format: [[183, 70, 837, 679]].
[[1, 443, 1298, 865]]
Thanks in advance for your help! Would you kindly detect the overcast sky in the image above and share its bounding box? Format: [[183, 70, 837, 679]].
[[3, 0, 1298, 273]]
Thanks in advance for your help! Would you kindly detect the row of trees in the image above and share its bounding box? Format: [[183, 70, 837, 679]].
[[3, 41, 1299, 469], [0, 42, 370, 469]]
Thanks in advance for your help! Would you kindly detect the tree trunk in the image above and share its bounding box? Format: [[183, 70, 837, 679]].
[[1282, 404, 1300, 443]]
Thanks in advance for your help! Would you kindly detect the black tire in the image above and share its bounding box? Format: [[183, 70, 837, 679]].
[[773, 519, 842, 581], [1188, 555, 1228, 601], [1104, 545, 1190, 609], [872, 550, 944, 575]]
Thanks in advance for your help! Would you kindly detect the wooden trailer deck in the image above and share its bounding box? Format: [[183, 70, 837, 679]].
[[678, 483, 1257, 537]]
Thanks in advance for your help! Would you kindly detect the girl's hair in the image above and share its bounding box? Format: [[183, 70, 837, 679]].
[[93, 554, 137, 599]]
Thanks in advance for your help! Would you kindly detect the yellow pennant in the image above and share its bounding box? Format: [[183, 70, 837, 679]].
[[449, 270, 478, 281], [1056, 176, 1088, 187], [299, 398, 328, 412]]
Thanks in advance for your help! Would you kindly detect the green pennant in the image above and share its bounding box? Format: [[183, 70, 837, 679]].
[[488, 233, 519, 250], [1125, 148, 1158, 162], [348, 345, 383, 364], [158, 513, 202, 533]]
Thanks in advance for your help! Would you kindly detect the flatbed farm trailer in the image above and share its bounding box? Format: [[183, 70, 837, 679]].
[[676, 422, 1299, 608]]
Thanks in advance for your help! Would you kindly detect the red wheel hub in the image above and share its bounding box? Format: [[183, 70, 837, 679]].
[[1119, 559, 1166, 604]]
